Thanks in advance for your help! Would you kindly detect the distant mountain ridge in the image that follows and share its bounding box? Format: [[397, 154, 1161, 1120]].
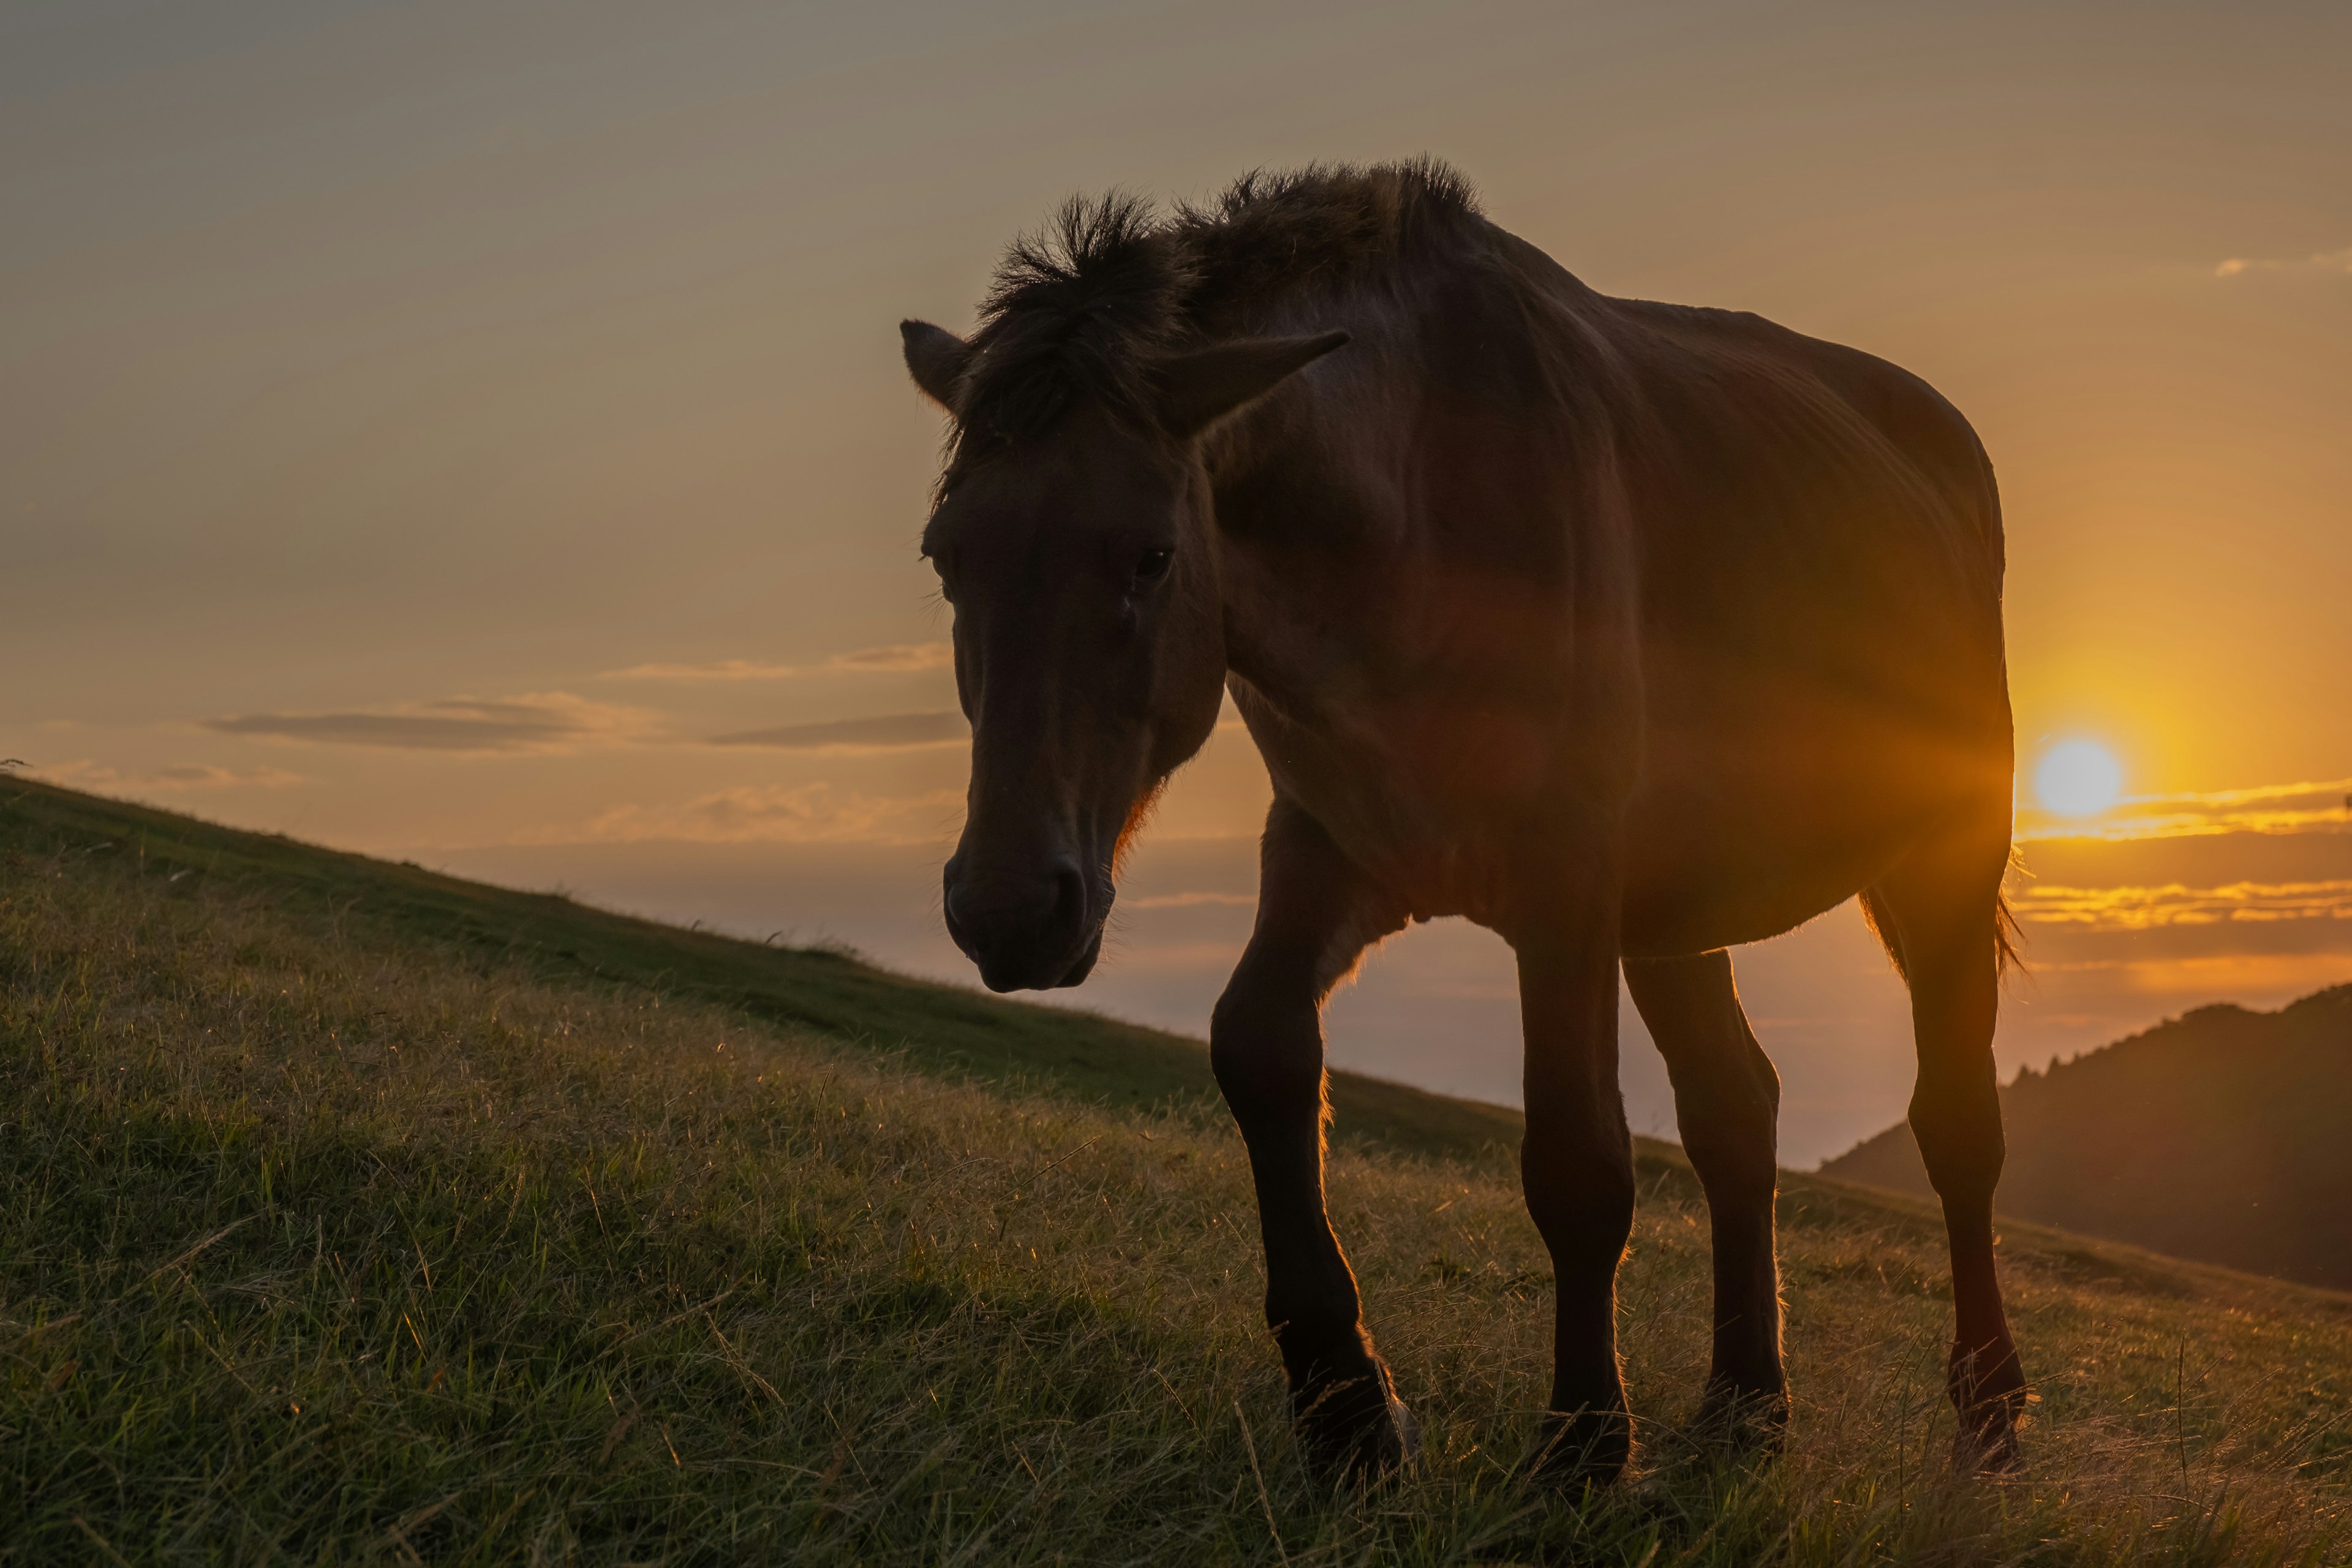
[[1822, 984, 2352, 1287]]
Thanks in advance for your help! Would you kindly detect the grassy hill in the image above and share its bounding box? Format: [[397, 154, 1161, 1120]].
[[1822, 987, 2352, 1289], [4, 775, 2351, 1564]]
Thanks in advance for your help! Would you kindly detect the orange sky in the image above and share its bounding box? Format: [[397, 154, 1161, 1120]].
[[6, 1, 2349, 1162]]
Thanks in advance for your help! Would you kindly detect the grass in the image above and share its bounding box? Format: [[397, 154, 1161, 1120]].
[[3, 777, 2351, 1564]]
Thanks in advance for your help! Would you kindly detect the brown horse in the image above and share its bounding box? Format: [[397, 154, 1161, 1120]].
[[899, 162, 2022, 1485]]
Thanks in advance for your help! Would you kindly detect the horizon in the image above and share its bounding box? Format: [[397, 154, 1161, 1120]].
[[8, 0, 2351, 1166]]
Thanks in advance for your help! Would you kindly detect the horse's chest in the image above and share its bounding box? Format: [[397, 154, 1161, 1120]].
[[1231, 678, 1565, 921]]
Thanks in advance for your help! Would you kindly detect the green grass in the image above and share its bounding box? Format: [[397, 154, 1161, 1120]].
[[4, 777, 2350, 1564]]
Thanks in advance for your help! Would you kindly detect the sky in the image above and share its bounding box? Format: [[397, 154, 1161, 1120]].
[[6, 0, 2350, 1164]]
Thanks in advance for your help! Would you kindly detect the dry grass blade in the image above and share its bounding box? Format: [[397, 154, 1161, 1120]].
[[1234, 1400, 1291, 1568], [141, 1216, 258, 1284], [72, 1515, 132, 1567]]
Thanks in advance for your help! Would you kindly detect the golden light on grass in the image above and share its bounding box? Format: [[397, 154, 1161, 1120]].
[[2035, 739, 2125, 818]]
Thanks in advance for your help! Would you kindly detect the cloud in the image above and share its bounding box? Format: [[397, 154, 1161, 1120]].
[[600, 643, 952, 682], [203, 693, 654, 753], [1123, 891, 1256, 909], [2016, 776, 2352, 842], [2214, 245, 2352, 278], [821, 643, 953, 674], [2013, 878, 2352, 932], [598, 659, 802, 682], [709, 710, 965, 753], [35, 760, 309, 792], [513, 783, 962, 845]]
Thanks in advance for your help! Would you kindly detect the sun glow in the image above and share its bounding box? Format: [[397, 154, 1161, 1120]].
[[2035, 739, 2125, 818]]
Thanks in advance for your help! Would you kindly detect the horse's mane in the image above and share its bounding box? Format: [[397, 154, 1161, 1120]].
[[944, 160, 1482, 475]]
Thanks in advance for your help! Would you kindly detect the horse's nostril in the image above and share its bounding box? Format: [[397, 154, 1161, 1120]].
[[944, 862, 1080, 937], [1050, 865, 1086, 932], [941, 853, 1093, 991]]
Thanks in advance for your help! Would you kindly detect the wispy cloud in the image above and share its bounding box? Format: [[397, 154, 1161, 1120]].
[[601, 643, 952, 682], [203, 693, 655, 753], [513, 783, 961, 845], [35, 760, 309, 792], [2214, 245, 2352, 278], [2017, 777, 2352, 842], [821, 643, 954, 673], [709, 710, 965, 753], [2014, 878, 2352, 932], [1124, 891, 1256, 909], [598, 659, 802, 682]]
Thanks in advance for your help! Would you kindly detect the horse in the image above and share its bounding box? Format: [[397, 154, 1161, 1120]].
[[897, 161, 2023, 1485]]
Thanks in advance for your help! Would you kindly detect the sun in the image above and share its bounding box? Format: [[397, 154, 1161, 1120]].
[[2034, 739, 2124, 818]]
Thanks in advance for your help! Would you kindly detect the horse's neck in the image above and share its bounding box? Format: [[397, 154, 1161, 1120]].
[[1205, 389, 1411, 713]]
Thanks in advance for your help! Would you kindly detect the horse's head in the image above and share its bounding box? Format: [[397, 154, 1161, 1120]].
[[900, 317, 1346, 991]]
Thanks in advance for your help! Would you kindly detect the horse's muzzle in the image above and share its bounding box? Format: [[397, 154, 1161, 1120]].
[[942, 853, 1101, 992]]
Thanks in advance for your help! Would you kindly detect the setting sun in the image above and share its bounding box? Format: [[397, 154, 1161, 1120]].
[[2035, 739, 2125, 818]]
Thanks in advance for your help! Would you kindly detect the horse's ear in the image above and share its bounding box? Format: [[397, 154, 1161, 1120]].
[[901, 320, 973, 411], [1152, 331, 1351, 439]]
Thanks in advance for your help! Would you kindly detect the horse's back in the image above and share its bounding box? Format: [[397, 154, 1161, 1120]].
[[1588, 298, 2013, 952]]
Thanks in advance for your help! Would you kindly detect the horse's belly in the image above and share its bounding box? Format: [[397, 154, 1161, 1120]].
[[1235, 663, 2004, 950], [1283, 755, 1904, 946], [1618, 820, 1895, 957], [1617, 707, 2003, 956]]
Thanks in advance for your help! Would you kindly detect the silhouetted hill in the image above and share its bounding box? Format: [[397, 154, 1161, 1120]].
[[1822, 986, 2352, 1287]]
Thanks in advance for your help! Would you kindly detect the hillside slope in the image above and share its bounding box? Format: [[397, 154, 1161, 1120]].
[[1822, 986, 2352, 1287], [6, 777, 2352, 1564], [0, 777, 1530, 1169]]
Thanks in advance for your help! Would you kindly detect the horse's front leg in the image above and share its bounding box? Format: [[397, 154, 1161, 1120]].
[[1210, 799, 1414, 1482], [1510, 868, 1638, 1485]]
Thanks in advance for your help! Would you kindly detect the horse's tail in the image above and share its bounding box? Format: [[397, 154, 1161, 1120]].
[[1857, 885, 1907, 983], [1859, 883, 2022, 987], [1994, 887, 2023, 978]]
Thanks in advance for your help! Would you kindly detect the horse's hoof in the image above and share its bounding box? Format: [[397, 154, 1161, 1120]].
[[1294, 1368, 1419, 1484], [1953, 1392, 2025, 1474], [1528, 1407, 1632, 1490], [1694, 1385, 1790, 1457], [1948, 1343, 2027, 1474], [1954, 1422, 2021, 1474]]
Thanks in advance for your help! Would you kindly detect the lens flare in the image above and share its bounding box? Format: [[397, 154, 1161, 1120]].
[[2035, 739, 2124, 818]]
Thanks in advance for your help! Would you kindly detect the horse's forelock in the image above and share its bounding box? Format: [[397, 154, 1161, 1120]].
[[946, 194, 1193, 472]]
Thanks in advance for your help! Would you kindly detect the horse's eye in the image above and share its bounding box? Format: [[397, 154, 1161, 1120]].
[[1133, 548, 1174, 588]]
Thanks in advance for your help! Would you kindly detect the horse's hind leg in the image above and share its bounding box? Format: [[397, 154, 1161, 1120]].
[[1623, 951, 1787, 1437], [1210, 799, 1415, 1482], [1866, 814, 2027, 1469]]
